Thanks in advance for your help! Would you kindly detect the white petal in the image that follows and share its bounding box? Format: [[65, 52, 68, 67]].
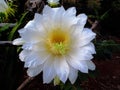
[[24, 13, 43, 30], [43, 58, 56, 83], [87, 61, 96, 70], [50, 7, 65, 28], [77, 14, 87, 29], [54, 56, 69, 83], [69, 48, 93, 61], [19, 28, 42, 43], [54, 6, 65, 15], [67, 55, 88, 73], [85, 43, 96, 54], [34, 13, 45, 30], [70, 27, 95, 49], [43, 5, 54, 17], [22, 42, 34, 50], [24, 21, 34, 29], [22, 41, 45, 51], [79, 28, 96, 47], [12, 38, 25, 45], [24, 51, 50, 68], [0, 0, 9, 12], [27, 65, 43, 77], [52, 6, 65, 23], [42, 5, 59, 30], [70, 23, 83, 34], [61, 8, 77, 30], [70, 24, 83, 46], [79, 43, 96, 55], [65, 7, 76, 17], [34, 13, 42, 22], [69, 67, 78, 84], [25, 14, 44, 32], [19, 50, 30, 61]]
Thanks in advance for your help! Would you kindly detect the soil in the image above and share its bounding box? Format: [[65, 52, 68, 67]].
[[81, 53, 120, 90]]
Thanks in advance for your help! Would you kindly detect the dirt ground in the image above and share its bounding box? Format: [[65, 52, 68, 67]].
[[81, 53, 120, 90]]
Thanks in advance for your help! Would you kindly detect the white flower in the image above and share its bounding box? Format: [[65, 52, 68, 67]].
[[13, 5, 96, 84], [0, 0, 15, 17], [47, 0, 59, 6], [0, 0, 9, 12]]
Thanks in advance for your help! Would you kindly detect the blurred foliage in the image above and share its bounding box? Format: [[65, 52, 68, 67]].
[[87, 0, 101, 10], [95, 40, 120, 60], [8, 11, 28, 40], [0, 24, 10, 37], [112, 0, 120, 11], [0, 0, 17, 22]]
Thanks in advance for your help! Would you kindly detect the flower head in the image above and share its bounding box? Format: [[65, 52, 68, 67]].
[[0, 0, 15, 18], [47, 0, 59, 7], [13, 5, 96, 84]]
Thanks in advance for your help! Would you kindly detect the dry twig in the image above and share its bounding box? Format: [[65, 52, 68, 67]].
[[91, 20, 99, 30], [0, 41, 13, 46], [17, 77, 34, 90], [88, 19, 99, 30], [0, 23, 16, 27]]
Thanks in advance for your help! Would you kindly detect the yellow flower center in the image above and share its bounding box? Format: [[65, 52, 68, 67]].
[[46, 28, 70, 56]]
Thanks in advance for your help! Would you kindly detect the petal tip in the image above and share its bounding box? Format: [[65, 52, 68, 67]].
[[12, 38, 25, 45]]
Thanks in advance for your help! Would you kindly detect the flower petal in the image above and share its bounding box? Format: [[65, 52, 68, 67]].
[[43, 6, 66, 30], [43, 5, 54, 16], [77, 14, 87, 29], [86, 60, 96, 70], [69, 66, 78, 84], [79, 43, 96, 55], [24, 51, 50, 68], [24, 13, 43, 31], [79, 28, 96, 47], [19, 50, 30, 61], [19, 28, 42, 43], [65, 7, 76, 17], [54, 56, 69, 83], [27, 64, 43, 77], [67, 55, 88, 73], [0, 0, 9, 12], [84, 43, 96, 54], [12, 38, 25, 45], [69, 47, 94, 61], [22, 42, 34, 50], [43, 58, 56, 83]]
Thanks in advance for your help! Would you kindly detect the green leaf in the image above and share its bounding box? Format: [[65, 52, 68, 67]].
[[95, 40, 120, 60], [8, 12, 28, 40], [100, 9, 111, 20]]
